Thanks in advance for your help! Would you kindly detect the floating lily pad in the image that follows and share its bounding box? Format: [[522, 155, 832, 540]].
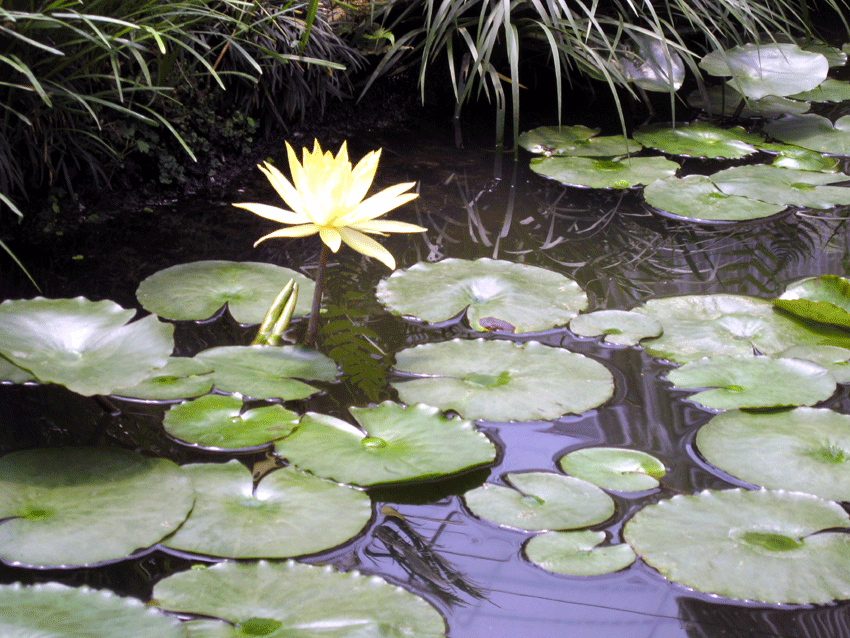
[[688, 86, 810, 118], [0, 447, 194, 567], [636, 294, 850, 363], [525, 530, 636, 576], [558, 447, 665, 491], [530, 155, 679, 189], [764, 145, 841, 172], [774, 275, 850, 330], [0, 355, 35, 383], [376, 258, 587, 333], [644, 175, 786, 222], [112, 357, 215, 400], [0, 297, 174, 396], [518, 125, 600, 154], [275, 402, 496, 486], [464, 471, 614, 531], [764, 114, 850, 156], [194, 345, 337, 400], [779, 345, 850, 383], [161, 461, 370, 558], [709, 164, 850, 209], [696, 407, 850, 501], [136, 260, 314, 323], [791, 78, 850, 103], [666, 355, 836, 410], [0, 582, 184, 638], [154, 560, 446, 638], [617, 33, 684, 92], [699, 43, 829, 99], [633, 122, 764, 159], [569, 309, 662, 346], [392, 338, 614, 422], [623, 488, 850, 603], [164, 395, 299, 450]]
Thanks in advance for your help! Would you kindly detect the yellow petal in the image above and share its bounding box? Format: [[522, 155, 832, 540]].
[[287, 142, 311, 199], [344, 149, 380, 211], [257, 162, 306, 218], [340, 186, 418, 225], [233, 202, 309, 226], [253, 224, 319, 246], [352, 219, 428, 234], [319, 228, 342, 252], [338, 227, 396, 269]]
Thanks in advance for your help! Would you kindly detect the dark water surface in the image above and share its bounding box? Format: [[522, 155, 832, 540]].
[[3, 120, 850, 638]]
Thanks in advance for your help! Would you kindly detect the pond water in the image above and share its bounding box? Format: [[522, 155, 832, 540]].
[[3, 116, 850, 637]]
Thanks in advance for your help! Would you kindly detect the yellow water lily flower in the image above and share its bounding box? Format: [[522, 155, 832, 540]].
[[235, 139, 425, 269]]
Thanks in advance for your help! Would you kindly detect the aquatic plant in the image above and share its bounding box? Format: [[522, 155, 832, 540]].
[[235, 139, 425, 345]]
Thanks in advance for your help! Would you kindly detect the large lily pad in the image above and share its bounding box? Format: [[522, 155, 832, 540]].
[[695, 407, 850, 501], [558, 447, 665, 491], [699, 43, 829, 99], [530, 155, 679, 189], [391, 338, 614, 422], [376, 258, 587, 333], [687, 86, 810, 118], [666, 355, 836, 410], [164, 395, 299, 450], [774, 275, 850, 330], [463, 471, 615, 531], [644, 175, 786, 222], [153, 560, 446, 638], [194, 345, 337, 400], [112, 356, 215, 400], [764, 114, 850, 156], [274, 402, 496, 486], [633, 122, 763, 159], [765, 145, 842, 172], [617, 33, 684, 92], [136, 260, 314, 323], [524, 530, 636, 576], [709, 164, 850, 209], [0, 582, 184, 638], [0, 297, 173, 396], [161, 461, 371, 558], [0, 355, 35, 383], [0, 447, 193, 567], [779, 345, 850, 383], [623, 488, 850, 603], [635, 294, 850, 364], [518, 125, 600, 154], [791, 79, 850, 103], [569, 309, 662, 346]]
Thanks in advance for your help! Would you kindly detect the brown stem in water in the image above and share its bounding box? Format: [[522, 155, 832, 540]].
[[305, 243, 329, 347]]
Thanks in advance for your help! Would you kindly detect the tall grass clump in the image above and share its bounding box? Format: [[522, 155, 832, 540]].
[[360, 0, 849, 150], [0, 0, 362, 261]]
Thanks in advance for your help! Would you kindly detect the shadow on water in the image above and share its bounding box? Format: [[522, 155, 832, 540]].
[[3, 118, 850, 638]]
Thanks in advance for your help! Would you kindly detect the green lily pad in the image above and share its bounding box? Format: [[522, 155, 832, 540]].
[[774, 275, 850, 330], [633, 122, 764, 159], [791, 78, 850, 103], [112, 357, 215, 400], [0, 297, 174, 396], [558, 447, 665, 491], [164, 395, 299, 450], [709, 164, 850, 209], [569, 309, 662, 346], [274, 402, 496, 486], [699, 43, 829, 99], [518, 125, 600, 154], [530, 155, 679, 189], [623, 488, 850, 603], [391, 338, 614, 422], [764, 145, 842, 172], [463, 471, 615, 531], [161, 461, 370, 558], [687, 86, 810, 118], [376, 258, 587, 333], [764, 114, 850, 156], [666, 355, 836, 410], [636, 294, 850, 363], [617, 33, 684, 92], [696, 407, 850, 501], [136, 260, 314, 323], [0, 582, 184, 638], [194, 345, 337, 400], [779, 345, 850, 383], [524, 530, 636, 576], [0, 447, 194, 567], [154, 560, 446, 638], [0, 355, 35, 383], [644, 175, 787, 222]]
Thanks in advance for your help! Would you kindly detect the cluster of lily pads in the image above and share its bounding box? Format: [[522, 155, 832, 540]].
[[5, 251, 850, 622], [521, 41, 850, 222]]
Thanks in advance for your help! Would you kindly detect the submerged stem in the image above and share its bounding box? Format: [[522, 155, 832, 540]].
[[305, 243, 330, 346]]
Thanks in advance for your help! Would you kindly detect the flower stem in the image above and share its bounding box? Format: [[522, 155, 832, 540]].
[[305, 243, 329, 347]]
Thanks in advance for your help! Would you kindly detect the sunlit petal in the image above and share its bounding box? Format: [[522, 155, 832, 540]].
[[351, 219, 428, 234], [257, 162, 305, 217], [319, 228, 342, 252], [253, 224, 320, 246], [233, 203, 309, 225], [286, 142, 310, 196], [341, 187, 419, 225], [338, 227, 396, 269], [345, 149, 380, 210]]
